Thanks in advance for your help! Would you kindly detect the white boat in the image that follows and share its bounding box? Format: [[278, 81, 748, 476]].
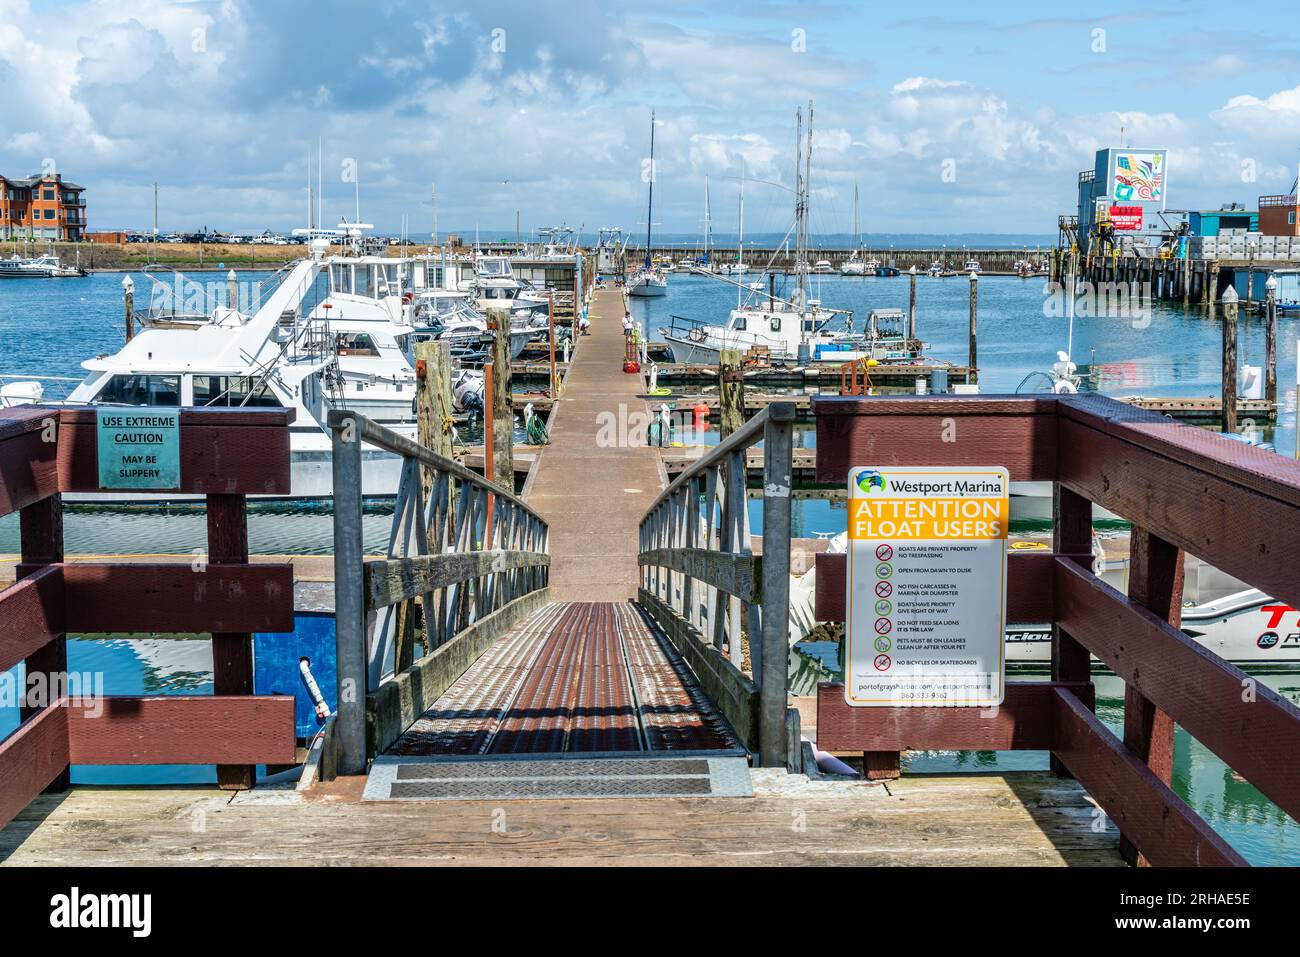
[[6, 231, 431, 499], [628, 110, 670, 299], [661, 103, 865, 365], [964, 258, 981, 273], [927, 260, 944, 277], [812, 260, 834, 274], [470, 255, 550, 323], [0, 254, 86, 278], [839, 185, 867, 275], [627, 269, 668, 297], [721, 161, 749, 276]]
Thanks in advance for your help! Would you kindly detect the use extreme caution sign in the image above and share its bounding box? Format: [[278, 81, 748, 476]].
[[845, 466, 1008, 707], [96, 409, 181, 490]]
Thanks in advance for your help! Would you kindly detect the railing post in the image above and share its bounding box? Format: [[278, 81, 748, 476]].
[[759, 402, 794, 769], [1050, 483, 1093, 776], [18, 489, 69, 793], [207, 492, 255, 790], [331, 413, 368, 775], [1120, 526, 1183, 867]]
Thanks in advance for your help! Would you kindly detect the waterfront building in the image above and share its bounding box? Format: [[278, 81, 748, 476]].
[[0, 171, 86, 241]]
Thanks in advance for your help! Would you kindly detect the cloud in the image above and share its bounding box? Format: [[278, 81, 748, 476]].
[[1, 2, 1297, 234]]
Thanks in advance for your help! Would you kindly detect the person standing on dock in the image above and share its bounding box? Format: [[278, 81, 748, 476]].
[[623, 311, 633, 338]]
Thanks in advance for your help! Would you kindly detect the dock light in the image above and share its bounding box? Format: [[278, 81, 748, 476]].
[[1266, 275, 1278, 291], [121, 275, 133, 293]]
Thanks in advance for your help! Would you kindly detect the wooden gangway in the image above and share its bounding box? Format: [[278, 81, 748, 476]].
[[1, 302, 1299, 866]]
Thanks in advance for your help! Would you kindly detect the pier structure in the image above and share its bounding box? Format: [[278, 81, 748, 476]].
[[0, 296, 1299, 865]]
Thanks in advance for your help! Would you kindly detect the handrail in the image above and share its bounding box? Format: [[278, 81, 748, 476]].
[[809, 392, 1300, 866], [327, 409, 545, 526], [637, 402, 795, 770], [329, 410, 549, 774]]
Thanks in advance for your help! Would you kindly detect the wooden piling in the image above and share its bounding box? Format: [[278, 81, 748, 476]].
[[486, 307, 514, 490], [414, 338, 453, 486], [1266, 279, 1278, 409], [719, 349, 745, 439], [968, 270, 978, 385], [123, 277, 134, 342], [908, 267, 917, 341], [1221, 288, 1238, 435]]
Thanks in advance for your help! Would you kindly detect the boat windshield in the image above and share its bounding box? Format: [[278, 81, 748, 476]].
[[92, 374, 181, 406]]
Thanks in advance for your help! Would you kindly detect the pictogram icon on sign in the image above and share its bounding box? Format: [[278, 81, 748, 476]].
[[875, 617, 893, 635], [875, 580, 892, 599], [873, 654, 892, 671], [875, 544, 894, 561]]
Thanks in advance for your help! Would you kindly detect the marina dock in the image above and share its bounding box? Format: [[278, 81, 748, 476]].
[[0, 257, 1297, 873]]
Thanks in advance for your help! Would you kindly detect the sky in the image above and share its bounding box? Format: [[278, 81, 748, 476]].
[[3, 0, 1300, 238]]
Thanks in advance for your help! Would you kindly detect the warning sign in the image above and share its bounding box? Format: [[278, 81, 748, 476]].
[[844, 466, 1008, 707], [96, 408, 181, 490]]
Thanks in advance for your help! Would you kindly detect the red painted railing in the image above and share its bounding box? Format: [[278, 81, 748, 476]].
[[0, 406, 297, 830], [812, 393, 1300, 867]]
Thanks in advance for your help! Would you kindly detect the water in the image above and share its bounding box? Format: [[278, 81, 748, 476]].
[[2, 270, 1298, 861]]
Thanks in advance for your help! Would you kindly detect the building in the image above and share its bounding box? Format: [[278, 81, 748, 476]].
[[1258, 194, 1300, 236], [0, 173, 86, 241], [1076, 147, 1168, 254], [1187, 207, 1258, 237]]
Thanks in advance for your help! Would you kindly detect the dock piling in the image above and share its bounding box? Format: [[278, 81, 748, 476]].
[[1221, 286, 1239, 434], [486, 307, 514, 490], [1265, 276, 1278, 410], [122, 275, 134, 341], [719, 349, 745, 438], [968, 270, 978, 385], [908, 266, 917, 341]]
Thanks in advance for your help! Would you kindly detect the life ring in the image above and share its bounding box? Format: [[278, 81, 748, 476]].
[[688, 327, 705, 343], [1052, 379, 1078, 394]]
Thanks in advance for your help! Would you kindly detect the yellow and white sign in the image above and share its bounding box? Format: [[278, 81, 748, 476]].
[[845, 466, 1009, 707]]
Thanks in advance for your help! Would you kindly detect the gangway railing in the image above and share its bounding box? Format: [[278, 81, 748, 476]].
[[637, 402, 796, 770], [811, 393, 1300, 866], [329, 411, 549, 775]]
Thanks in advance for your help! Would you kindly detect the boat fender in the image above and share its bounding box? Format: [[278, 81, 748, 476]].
[[299, 657, 331, 720]]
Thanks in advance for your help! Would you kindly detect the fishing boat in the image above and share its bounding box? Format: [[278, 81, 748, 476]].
[[662, 103, 874, 365], [0, 254, 86, 278], [964, 257, 981, 273], [812, 259, 834, 274], [628, 110, 669, 299], [927, 259, 944, 277]]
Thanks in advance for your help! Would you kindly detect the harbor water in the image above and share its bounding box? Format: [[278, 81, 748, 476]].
[[1, 269, 1298, 863]]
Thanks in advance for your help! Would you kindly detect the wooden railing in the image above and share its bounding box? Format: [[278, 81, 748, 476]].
[[0, 405, 297, 830], [637, 402, 797, 770], [811, 393, 1300, 866], [329, 411, 550, 774]]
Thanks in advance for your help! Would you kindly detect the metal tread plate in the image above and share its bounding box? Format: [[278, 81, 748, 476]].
[[363, 755, 753, 801]]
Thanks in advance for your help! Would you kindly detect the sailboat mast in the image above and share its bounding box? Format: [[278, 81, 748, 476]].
[[738, 159, 745, 263], [704, 174, 711, 265], [645, 110, 655, 271]]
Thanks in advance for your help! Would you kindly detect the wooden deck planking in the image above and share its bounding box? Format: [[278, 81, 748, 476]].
[[525, 288, 663, 601], [0, 771, 1121, 866]]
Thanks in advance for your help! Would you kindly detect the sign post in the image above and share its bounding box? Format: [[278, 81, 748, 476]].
[[96, 408, 181, 490], [844, 466, 1009, 708]]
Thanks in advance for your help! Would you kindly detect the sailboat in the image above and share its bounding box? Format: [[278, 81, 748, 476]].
[[720, 161, 749, 275], [660, 102, 872, 364], [840, 184, 867, 276], [627, 110, 668, 298]]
